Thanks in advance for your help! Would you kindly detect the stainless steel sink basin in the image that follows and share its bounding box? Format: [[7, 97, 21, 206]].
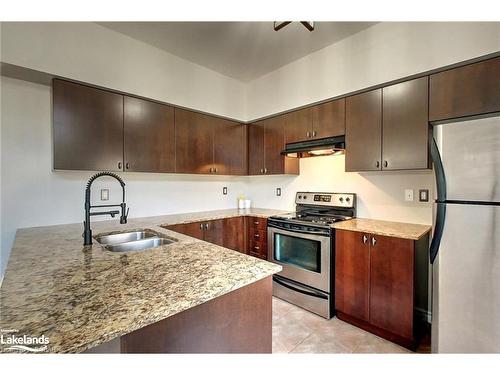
[[94, 229, 177, 253], [105, 237, 175, 253], [94, 230, 158, 245]]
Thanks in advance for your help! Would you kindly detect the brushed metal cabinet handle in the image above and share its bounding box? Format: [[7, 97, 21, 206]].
[[126, 162, 130, 170], [371, 237, 377, 246], [306, 131, 311, 138], [254, 246, 260, 250], [376, 161, 380, 168], [254, 221, 260, 225], [264, 168, 268, 174], [362, 235, 368, 244], [199, 223, 204, 230], [383, 161, 388, 168], [254, 233, 260, 238], [118, 162, 122, 169], [205, 223, 209, 230], [260, 168, 264, 174], [214, 167, 218, 173], [312, 130, 317, 137]]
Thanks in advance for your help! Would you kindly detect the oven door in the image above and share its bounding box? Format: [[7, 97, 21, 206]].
[[268, 225, 331, 293]]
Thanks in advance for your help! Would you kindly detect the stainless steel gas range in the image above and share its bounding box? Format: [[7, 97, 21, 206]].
[[267, 192, 356, 319]]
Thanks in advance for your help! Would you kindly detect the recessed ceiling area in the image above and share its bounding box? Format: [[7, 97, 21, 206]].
[[98, 22, 377, 82]]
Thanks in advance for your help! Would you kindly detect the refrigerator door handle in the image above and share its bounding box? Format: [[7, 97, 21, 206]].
[[430, 203, 446, 264], [429, 136, 448, 263]]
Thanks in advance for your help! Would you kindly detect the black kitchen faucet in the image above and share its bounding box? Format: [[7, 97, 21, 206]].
[[83, 172, 128, 246]]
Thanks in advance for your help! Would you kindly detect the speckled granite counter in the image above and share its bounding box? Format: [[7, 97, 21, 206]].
[[332, 218, 431, 240], [0, 208, 285, 353]]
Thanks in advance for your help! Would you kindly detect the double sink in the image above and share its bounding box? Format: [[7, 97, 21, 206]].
[[95, 229, 176, 253]]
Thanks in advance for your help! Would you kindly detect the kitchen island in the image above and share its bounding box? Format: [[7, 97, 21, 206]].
[[0, 208, 284, 353]]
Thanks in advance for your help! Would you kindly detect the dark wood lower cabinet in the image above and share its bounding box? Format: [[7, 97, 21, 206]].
[[164, 217, 246, 254], [246, 216, 268, 259], [165, 216, 267, 259], [335, 229, 429, 350], [335, 230, 370, 322], [120, 276, 272, 353]]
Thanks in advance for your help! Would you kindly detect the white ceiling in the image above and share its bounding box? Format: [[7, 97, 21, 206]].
[[98, 22, 377, 82]]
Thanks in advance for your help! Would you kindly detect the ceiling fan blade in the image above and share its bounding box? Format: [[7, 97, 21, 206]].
[[300, 21, 314, 31], [274, 21, 292, 31]]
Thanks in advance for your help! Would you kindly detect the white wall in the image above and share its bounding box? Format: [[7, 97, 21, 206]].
[[0, 77, 248, 277], [247, 156, 433, 225], [246, 22, 500, 120], [0, 22, 246, 120]]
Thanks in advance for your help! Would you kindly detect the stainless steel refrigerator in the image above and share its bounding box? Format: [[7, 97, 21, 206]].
[[430, 115, 500, 353]]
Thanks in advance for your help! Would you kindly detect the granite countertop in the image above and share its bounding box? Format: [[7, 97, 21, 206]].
[[332, 218, 431, 240], [0, 208, 285, 353]]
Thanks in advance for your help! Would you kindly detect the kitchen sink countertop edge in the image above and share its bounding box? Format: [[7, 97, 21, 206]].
[[0, 208, 285, 353]]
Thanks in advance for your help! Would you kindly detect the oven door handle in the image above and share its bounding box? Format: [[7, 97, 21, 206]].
[[273, 277, 328, 300], [267, 222, 330, 236]]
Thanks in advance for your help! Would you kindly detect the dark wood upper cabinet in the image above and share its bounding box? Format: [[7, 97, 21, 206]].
[[124, 97, 175, 173], [369, 234, 414, 339], [53, 79, 124, 171], [248, 122, 265, 175], [284, 107, 312, 144], [248, 116, 299, 175], [284, 99, 345, 144], [335, 229, 370, 322], [174, 108, 214, 174], [382, 77, 430, 170], [213, 119, 247, 175], [345, 89, 382, 171], [430, 57, 500, 121], [312, 98, 345, 139], [264, 116, 287, 175]]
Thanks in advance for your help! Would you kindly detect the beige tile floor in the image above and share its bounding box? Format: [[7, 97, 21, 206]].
[[272, 297, 411, 354]]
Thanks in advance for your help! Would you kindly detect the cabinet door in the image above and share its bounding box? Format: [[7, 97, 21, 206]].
[[312, 98, 345, 139], [175, 108, 214, 174], [204, 219, 224, 247], [124, 97, 175, 173], [213, 120, 247, 175], [284, 107, 312, 144], [53, 79, 124, 171], [264, 116, 299, 175], [222, 217, 245, 252], [382, 77, 429, 170], [429, 57, 500, 121], [369, 235, 414, 339], [165, 222, 204, 240], [335, 230, 370, 321], [248, 122, 265, 175], [345, 89, 382, 172]]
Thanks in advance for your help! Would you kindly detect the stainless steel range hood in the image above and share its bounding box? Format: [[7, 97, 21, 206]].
[[281, 136, 345, 158]]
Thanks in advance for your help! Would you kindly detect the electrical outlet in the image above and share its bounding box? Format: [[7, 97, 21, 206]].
[[222, 187, 228, 195], [419, 189, 429, 202], [276, 188, 281, 197], [100, 189, 109, 201], [405, 189, 414, 202]]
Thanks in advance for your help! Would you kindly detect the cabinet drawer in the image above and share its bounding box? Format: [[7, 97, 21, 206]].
[[249, 227, 267, 243], [249, 239, 267, 259], [248, 217, 267, 230]]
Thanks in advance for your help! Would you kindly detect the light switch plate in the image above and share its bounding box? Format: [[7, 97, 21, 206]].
[[405, 189, 414, 202], [276, 188, 281, 197], [222, 187, 228, 195], [100, 189, 109, 201], [419, 189, 429, 202]]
